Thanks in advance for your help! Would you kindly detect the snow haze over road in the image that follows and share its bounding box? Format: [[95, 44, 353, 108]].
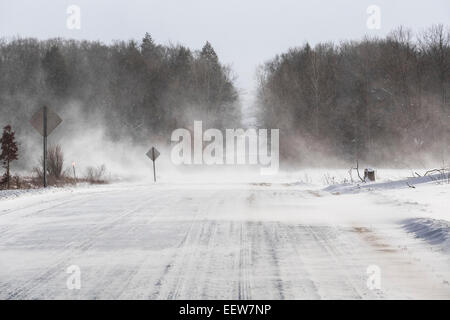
[[0, 171, 449, 299]]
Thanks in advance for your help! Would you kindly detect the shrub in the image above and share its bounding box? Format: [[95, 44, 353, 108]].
[[85, 165, 107, 184], [46, 144, 64, 179]]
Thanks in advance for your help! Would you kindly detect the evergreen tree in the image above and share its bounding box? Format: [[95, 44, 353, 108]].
[[200, 41, 218, 63], [0, 125, 19, 189], [141, 32, 156, 54]]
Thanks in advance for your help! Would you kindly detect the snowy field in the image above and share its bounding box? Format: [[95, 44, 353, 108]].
[[0, 169, 449, 299]]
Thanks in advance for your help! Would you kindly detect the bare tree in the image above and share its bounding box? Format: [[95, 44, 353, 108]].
[[256, 25, 450, 165]]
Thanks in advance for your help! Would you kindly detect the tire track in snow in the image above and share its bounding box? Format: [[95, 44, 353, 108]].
[[263, 224, 286, 299], [237, 222, 252, 300], [2, 190, 172, 299], [305, 225, 365, 299], [86, 191, 187, 299], [279, 224, 321, 299], [151, 191, 222, 300]]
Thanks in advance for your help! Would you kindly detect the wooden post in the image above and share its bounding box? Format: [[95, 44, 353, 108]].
[[364, 168, 375, 181], [72, 163, 77, 181]]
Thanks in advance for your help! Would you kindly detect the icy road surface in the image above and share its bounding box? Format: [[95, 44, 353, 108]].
[[0, 179, 449, 299]]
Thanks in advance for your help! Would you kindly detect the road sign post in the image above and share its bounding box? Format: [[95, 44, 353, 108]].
[[146, 146, 160, 183], [43, 106, 47, 187], [152, 148, 156, 182], [30, 105, 62, 188]]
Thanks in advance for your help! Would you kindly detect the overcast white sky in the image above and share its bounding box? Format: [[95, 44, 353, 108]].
[[1, 0, 449, 102]]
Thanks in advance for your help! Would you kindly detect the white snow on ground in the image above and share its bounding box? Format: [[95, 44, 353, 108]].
[[0, 169, 449, 299], [323, 172, 450, 255]]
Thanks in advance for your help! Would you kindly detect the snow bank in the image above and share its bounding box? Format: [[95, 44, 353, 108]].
[[0, 184, 93, 201], [323, 173, 448, 194], [0, 188, 59, 201], [403, 218, 450, 253]]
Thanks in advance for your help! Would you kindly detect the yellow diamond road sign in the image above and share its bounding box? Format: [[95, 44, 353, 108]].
[[146, 147, 160, 161], [30, 106, 62, 137]]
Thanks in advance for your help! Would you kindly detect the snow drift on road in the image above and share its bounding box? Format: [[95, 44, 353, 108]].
[[403, 218, 450, 254]]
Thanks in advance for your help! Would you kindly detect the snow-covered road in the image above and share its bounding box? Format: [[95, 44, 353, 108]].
[[0, 178, 449, 299]]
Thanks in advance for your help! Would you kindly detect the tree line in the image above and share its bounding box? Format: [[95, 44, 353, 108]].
[[0, 33, 241, 143], [256, 25, 450, 167]]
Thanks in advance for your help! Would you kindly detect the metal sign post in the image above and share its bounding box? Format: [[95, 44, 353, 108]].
[[146, 146, 160, 182], [152, 148, 156, 182], [43, 106, 48, 187], [30, 105, 62, 188]]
